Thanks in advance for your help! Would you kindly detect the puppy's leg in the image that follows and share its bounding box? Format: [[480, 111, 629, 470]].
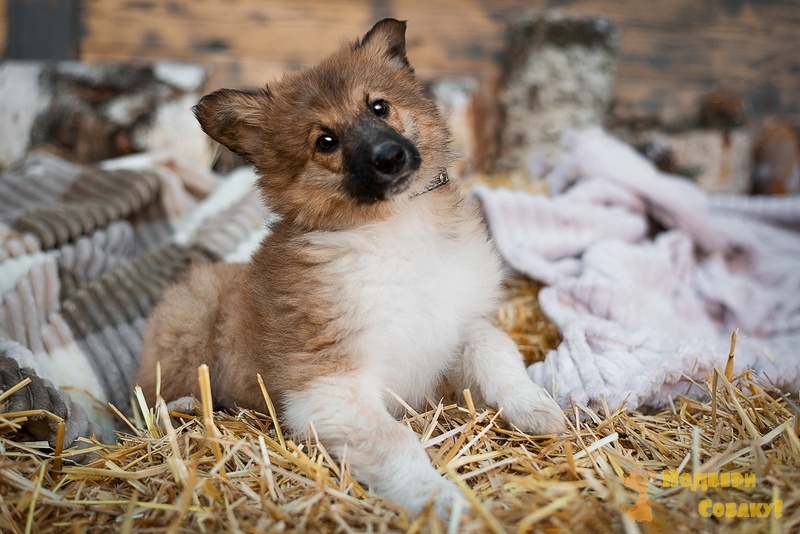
[[455, 318, 566, 434], [283, 374, 462, 515], [138, 263, 239, 404]]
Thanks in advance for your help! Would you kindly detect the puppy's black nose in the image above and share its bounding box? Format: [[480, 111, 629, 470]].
[[372, 141, 406, 175]]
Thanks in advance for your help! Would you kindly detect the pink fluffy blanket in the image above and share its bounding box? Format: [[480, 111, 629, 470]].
[[472, 127, 800, 411]]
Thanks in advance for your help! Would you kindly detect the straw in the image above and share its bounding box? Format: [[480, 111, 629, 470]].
[[0, 273, 797, 532]]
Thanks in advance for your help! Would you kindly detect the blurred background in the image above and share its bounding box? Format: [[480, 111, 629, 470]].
[[1, 0, 798, 194]]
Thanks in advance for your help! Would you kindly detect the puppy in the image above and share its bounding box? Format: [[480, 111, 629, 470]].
[[138, 18, 565, 514]]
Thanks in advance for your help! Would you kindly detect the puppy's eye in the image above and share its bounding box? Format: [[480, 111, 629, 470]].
[[371, 99, 389, 118], [316, 134, 339, 151]]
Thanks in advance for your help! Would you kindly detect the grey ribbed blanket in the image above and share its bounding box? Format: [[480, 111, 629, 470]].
[[0, 151, 264, 446]]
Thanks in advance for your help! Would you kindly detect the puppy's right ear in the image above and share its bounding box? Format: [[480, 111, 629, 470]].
[[193, 88, 270, 160], [358, 18, 409, 68]]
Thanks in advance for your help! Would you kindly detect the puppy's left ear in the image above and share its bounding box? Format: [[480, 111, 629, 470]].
[[358, 18, 410, 68], [193, 87, 270, 161]]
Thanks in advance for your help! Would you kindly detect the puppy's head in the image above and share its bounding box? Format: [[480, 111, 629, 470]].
[[195, 19, 452, 230]]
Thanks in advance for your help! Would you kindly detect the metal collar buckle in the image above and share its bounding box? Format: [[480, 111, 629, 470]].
[[408, 171, 449, 199]]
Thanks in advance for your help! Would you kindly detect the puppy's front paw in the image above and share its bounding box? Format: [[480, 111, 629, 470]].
[[499, 384, 566, 435], [429, 478, 467, 519], [384, 475, 465, 518]]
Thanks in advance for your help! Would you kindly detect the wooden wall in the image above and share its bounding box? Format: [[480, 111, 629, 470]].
[[0, 0, 6, 54], [3, 0, 800, 126]]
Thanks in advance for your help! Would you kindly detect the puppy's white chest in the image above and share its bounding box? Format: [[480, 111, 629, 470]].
[[310, 205, 501, 410]]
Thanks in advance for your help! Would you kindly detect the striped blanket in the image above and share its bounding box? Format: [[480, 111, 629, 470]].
[[0, 151, 266, 446]]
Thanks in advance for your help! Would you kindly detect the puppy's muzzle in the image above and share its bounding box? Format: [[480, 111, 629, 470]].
[[343, 121, 421, 203]]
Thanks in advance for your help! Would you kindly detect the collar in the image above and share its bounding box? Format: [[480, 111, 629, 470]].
[[408, 171, 449, 199]]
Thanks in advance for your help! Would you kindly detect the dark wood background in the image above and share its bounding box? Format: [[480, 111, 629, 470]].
[[1, 0, 799, 127]]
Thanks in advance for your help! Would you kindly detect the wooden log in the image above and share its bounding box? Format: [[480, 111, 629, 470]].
[[494, 11, 619, 173]]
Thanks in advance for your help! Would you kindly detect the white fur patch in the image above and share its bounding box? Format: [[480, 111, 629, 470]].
[[305, 196, 501, 413]]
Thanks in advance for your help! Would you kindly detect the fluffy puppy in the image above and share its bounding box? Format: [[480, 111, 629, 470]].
[[138, 18, 565, 514]]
